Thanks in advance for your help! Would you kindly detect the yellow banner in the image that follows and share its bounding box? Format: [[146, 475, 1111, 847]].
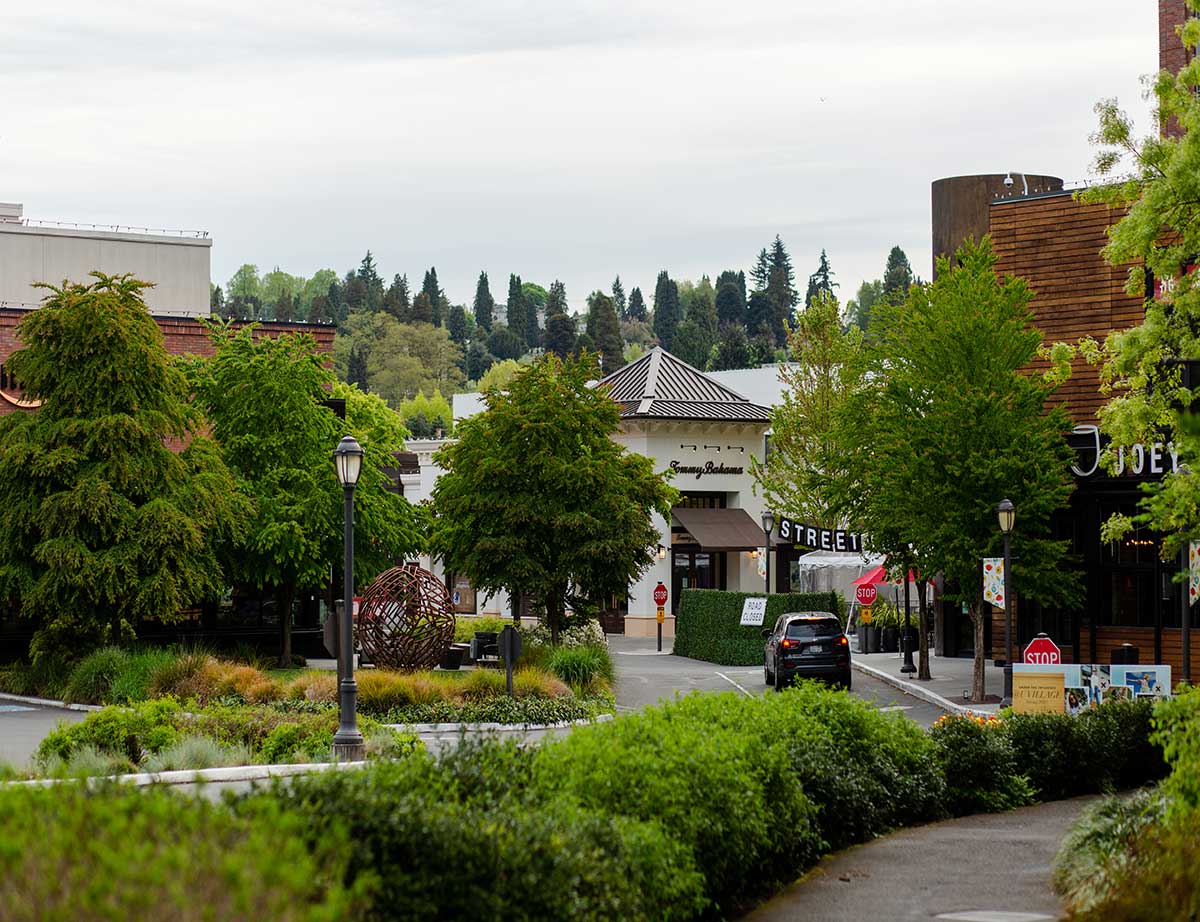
[[1012, 671, 1065, 714]]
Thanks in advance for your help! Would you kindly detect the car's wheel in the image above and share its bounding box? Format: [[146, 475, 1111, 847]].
[[773, 661, 787, 692], [839, 671, 852, 691], [764, 663, 774, 685]]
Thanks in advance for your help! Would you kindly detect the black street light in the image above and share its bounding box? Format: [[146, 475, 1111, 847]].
[[761, 511, 775, 595], [998, 498, 1016, 707], [332, 435, 366, 761]]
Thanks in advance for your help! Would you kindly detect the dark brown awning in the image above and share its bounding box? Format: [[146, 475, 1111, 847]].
[[671, 506, 766, 551]]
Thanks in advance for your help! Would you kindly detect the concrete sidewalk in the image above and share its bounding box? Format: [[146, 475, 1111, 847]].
[[853, 650, 1005, 715]]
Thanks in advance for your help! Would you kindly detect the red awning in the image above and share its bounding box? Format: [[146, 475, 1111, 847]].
[[851, 565, 922, 586]]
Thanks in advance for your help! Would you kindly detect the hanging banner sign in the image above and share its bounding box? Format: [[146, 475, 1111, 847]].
[[1191, 542, 1200, 606], [982, 557, 1005, 609], [776, 517, 865, 553]]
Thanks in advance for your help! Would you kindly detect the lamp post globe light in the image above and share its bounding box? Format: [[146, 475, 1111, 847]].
[[761, 511, 775, 596], [998, 498, 1015, 707], [333, 435, 366, 761]]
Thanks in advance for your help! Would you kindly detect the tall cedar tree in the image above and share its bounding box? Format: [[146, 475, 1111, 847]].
[[1077, 10, 1200, 552], [544, 281, 577, 359], [746, 291, 775, 344], [523, 284, 542, 350], [411, 291, 434, 324], [750, 248, 771, 292], [421, 268, 444, 327], [715, 272, 747, 328], [882, 246, 913, 305], [358, 252, 384, 312], [827, 239, 1078, 700], [383, 274, 411, 322], [627, 286, 647, 321], [430, 355, 677, 643], [473, 271, 495, 332], [612, 276, 627, 320], [652, 270, 681, 352], [189, 325, 419, 665], [0, 275, 245, 661], [804, 248, 837, 309], [768, 236, 800, 335], [586, 290, 624, 373], [506, 274, 527, 346], [447, 305, 469, 344], [466, 341, 494, 381]]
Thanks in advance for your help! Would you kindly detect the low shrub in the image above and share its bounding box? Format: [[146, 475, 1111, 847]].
[[382, 694, 608, 726], [0, 654, 71, 699], [512, 666, 572, 699], [0, 783, 354, 921], [547, 645, 614, 688], [37, 698, 183, 766], [452, 616, 510, 643], [141, 735, 256, 773], [672, 589, 843, 666], [457, 667, 508, 701], [929, 713, 1037, 815], [108, 649, 179, 704], [521, 618, 608, 649], [287, 671, 338, 704], [62, 646, 131, 704]]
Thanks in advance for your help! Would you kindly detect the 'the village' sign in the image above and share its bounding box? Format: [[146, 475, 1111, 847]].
[[776, 517, 865, 554], [668, 460, 745, 479]]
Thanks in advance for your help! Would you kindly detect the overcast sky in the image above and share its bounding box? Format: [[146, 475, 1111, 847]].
[[3, 1, 1158, 312]]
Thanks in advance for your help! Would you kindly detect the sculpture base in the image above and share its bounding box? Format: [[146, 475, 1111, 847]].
[[331, 737, 366, 762]]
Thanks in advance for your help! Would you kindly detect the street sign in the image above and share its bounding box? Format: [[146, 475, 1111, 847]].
[[1024, 634, 1062, 665], [656, 606, 664, 624], [653, 582, 668, 607], [855, 584, 877, 606], [740, 597, 768, 626]]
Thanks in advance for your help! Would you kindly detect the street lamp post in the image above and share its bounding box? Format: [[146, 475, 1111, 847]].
[[761, 512, 775, 596], [332, 435, 366, 762], [901, 561, 916, 675], [998, 498, 1015, 707]]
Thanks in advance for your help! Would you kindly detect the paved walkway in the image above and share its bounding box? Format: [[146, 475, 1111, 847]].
[[0, 703, 85, 770], [744, 796, 1093, 922], [854, 650, 1006, 715]]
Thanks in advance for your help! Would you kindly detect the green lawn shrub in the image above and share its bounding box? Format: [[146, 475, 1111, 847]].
[[37, 698, 183, 765], [452, 615, 510, 643], [547, 645, 614, 688], [0, 654, 71, 699], [0, 783, 354, 921], [672, 589, 843, 665], [62, 646, 132, 704], [264, 755, 705, 922], [929, 713, 1037, 815], [381, 694, 607, 725]]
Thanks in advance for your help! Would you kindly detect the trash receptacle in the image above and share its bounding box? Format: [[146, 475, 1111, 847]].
[[1109, 643, 1139, 665]]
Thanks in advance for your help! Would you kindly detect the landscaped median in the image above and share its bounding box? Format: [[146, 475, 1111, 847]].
[[0, 680, 1169, 921]]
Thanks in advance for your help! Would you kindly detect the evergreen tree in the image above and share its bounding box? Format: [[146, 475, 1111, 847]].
[[383, 274, 411, 322], [358, 251, 384, 311], [506, 274, 527, 345], [421, 268, 445, 327], [466, 341, 494, 381], [746, 290, 775, 342], [672, 320, 711, 370], [804, 248, 836, 309], [882, 246, 914, 305], [750, 248, 771, 292], [767, 237, 800, 337], [326, 280, 346, 325], [342, 271, 368, 314], [273, 291, 297, 322], [586, 290, 623, 373], [715, 273, 747, 328], [347, 344, 370, 391], [447, 304, 468, 344], [710, 324, 756, 371], [210, 283, 224, 316], [544, 281, 577, 360], [307, 294, 335, 325], [472, 271, 495, 332], [524, 287, 541, 350], [627, 286, 647, 322], [411, 291, 434, 324], [612, 276, 627, 320], [488, 325, 525, 361], [652, 270, 681, 352]]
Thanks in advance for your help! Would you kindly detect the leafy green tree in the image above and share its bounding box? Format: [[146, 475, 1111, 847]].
[[369, 322, 466, 405], [396, 390, 453, 438], [431, 355, 677, 643], [411, 291, 434, 325], [611, 276, 626, 320], [505, 275, 527, 345], [652, 270, 681, 351], [477, 359, 521, 392], [828, 239, 1078, 699], [472, 271, 495, 332], [465, 341, 494, 382], [447, 304, 469, 344], [332, 312, 393, 384], [261, 269, 304, 313], [226, 264, 261, 303], [882, 246, 913, 305], [715, 275, 746, 329], [190, 325, 419, 665], [710, 324, 755, 371], [845, 278, 883, 332], [521, 282, 548, 313], [672, 320, 711, 369], [488, 325, 525, 361], [272, 291, 298, 322], [301, 269, 339, 316], [626, 286, 647, 322], [804, 248, 837, 309], [383, 274, 411, 322], [752, 291, 860, 529], [586, 290, 623, 373], [1076, 13, 1200, 552], [0, 275, 245, 661]]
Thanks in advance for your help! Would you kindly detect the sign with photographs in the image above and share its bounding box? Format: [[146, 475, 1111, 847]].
[[1012, 663, 1173, 715]]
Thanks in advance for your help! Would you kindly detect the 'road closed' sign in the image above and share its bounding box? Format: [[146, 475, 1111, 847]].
[[740, 597, 768, 626]]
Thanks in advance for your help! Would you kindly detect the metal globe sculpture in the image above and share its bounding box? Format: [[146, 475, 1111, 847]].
[[356, 564, 455, 670]]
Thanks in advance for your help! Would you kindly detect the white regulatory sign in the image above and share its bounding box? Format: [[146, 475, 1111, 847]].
[[740, 597, 768, 626]]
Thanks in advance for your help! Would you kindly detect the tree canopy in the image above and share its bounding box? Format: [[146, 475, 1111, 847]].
[[0, 275, 245, 661], [430, 355, 677, 643]]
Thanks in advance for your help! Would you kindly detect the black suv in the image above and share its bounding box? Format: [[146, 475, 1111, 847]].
[[762, 612, 851, 691]]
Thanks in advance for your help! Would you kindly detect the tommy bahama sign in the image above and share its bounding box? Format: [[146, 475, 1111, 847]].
[[776, 517, 865, 554], [667, 460, 745, 480]]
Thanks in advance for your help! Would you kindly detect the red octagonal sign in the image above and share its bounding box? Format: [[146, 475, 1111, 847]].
[[1024, 635, 1062, 665], [855, 584, 877, 606], [653, 583, 668, 607]]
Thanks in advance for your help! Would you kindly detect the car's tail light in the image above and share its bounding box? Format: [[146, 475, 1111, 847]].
[[838, 635, 849, 646], [781, 638, 796, 648]]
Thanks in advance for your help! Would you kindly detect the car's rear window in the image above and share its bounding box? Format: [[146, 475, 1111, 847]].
[[785, 619, 841, 639]]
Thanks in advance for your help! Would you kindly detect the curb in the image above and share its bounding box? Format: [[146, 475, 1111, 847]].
[[11, 760, 369, 789], [852, 661, 996, 718], [384, 713, 615, 733], [0, 691, 104, 713]]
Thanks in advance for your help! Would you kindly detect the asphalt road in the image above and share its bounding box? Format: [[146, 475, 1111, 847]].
[[0, 702, 86, 770], [610, 636, 947, 728]]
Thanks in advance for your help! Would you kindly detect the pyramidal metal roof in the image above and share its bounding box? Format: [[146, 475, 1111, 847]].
[[596, 347, 771, 423]]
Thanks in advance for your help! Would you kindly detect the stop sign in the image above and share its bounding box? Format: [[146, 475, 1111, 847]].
[[855, 584, 877, 606], [653, 583, 668, 607], [1024, 634, 1062, 665]]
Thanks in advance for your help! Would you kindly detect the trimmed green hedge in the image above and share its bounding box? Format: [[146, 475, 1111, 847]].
[[672, 589, 843, 666]]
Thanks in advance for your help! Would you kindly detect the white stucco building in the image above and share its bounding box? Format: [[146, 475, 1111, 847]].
[[417, 347, 776, 637], [0, 202, 211, 317]]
